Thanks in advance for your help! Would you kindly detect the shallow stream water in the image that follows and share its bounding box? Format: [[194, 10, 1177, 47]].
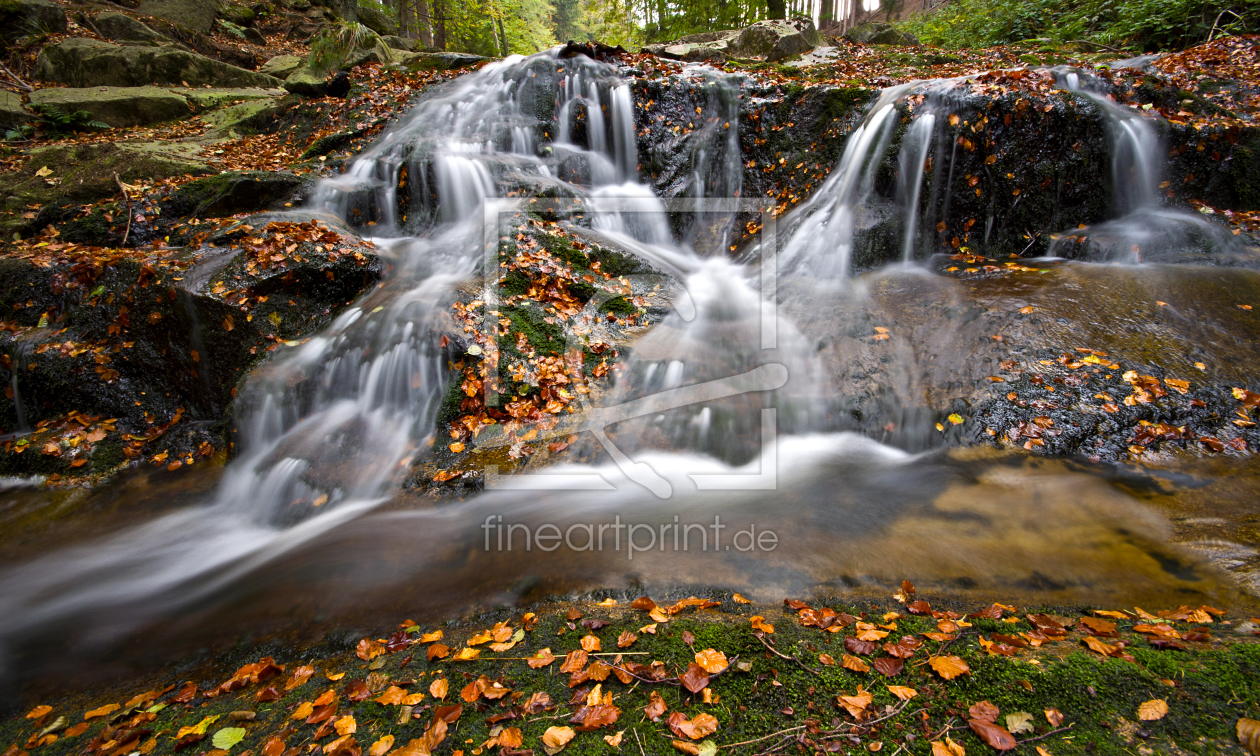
[[2, 49, 1259, 696]]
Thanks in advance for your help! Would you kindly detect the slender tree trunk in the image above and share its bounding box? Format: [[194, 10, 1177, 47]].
[[497, 14, 509, 54], [415, 0, 433, 45], [767, 0, 785, 19], [432, 0, 447, 50]]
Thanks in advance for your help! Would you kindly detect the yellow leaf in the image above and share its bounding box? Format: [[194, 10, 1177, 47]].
[[948, 413, 964, 425], [750, 615, 774, 633], [929, 656, 970, 680], [84, 704, 120, 721], [541, 726, 575, 755], [27, 706, 53, 719], [1237, 718, 1260, 756], [430, 678, 449, 699], [604, 731, 624, 748], [291, 702, 314, 720], [368, 735, 394, 756], [842, 654, 870, 673], [35, 166, 52, 177], [694, 649, 728, 674], [335, 716, 357, 736], [1138, 699, 1168, 721], [732, 593, 751, 604], [451, 648, 480, 661], [420, 630, 443, 643], [887, 685, 918, 701]]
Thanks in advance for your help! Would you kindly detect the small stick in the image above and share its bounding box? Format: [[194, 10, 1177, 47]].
[[721, 725, 806, 749], [0, 61, 33, 92], [1019, 723, 1075, 744], [114, 173, 132, 246], [753, 633, 820, 676]]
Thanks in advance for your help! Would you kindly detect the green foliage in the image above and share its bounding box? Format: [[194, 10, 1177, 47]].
[[21, 105, 109, 137], [441, 0, 558, 56], [217, 18, 248, 39], [641, 0, 768, 42], [309, 21, 377, 74], [900, 0, 1258, 51]]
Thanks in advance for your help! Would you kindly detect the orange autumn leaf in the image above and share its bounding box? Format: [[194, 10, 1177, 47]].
[[694, 648, 728, 674], [528, 648, 557, 668], [750, 615, 774, 633], [1138, 699, 1169, 721], [429, 678, 449, 699], [368, 736, 394, 756], [929, 656, 970, 680], [581, 635, 601, 652]]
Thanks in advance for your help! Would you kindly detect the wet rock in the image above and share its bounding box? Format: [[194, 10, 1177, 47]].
[[259, 53, 303, 78], [727, 18, 823, 61], [0, 0, 67, 43], [164, 171, 311, 217], [27, 86, 193, 129], [400, 51, 490, 71], [283, 65, 329, 96], [34, 38, 283, 89], [135, 0, 221, 32], [844, 22, 919, 46], [89, 11, 171, 45], [0, 224, 384, 480], [0, 90, 33, 126]]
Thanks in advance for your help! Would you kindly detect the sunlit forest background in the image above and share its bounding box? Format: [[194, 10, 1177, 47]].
[[376, 0, 1257, 59]]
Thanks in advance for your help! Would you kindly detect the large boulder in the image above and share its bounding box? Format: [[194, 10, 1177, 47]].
[[380, 34, 415, 51], [35, 38, 283, 88], [400, 50, 489, 71], [28, 86, 193, 128], [844, 22, 919, 46], [728, 18, 823, 61], [135, 0, 220, 32], [354, 2, 396, 35], [0, 0, 66, 42], [0, 91, 33, 127], [90, 12, 172, 44], [164, 170, 310, 216], [260, 53, 303, 77]]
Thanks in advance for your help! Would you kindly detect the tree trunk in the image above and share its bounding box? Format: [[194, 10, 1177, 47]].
[[767, 0, 786, 19], [432, 0, 446, 50], [415, 0, 433, 45], [497, 14, 509, 55]]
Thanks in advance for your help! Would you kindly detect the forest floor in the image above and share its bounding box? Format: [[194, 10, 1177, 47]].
[[2, 588, 1258, 756]]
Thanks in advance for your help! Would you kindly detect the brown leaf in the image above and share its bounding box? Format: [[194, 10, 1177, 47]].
[[872, 658, 904, 677], [837, 688, 873, 719], [559, 650, 588, 674], [528, 648, 556, 668], [887, 685, 918, 701], [644, 691, 668, 721], [580, 635, 600, 652], [1045, 708, 1064, 727], [679, 663, 710, 694], [969, 720, 1017, 751], [842, 654, 869, 673], [969, 702, 1000, 724], [433, 705, 462, 724], [523, 691, 554, 714], [616, 632, 637, 649], [631, 597, 656, 611], [667, 712, 718, 740], [427, 644, 450, 661]]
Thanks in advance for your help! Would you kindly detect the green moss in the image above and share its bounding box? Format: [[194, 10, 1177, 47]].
[[597, 295, 636, 316], [502, 305, 566, 357], [499, 269, 531, 298]]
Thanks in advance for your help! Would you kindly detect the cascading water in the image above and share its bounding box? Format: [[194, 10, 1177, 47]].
[[1046, 67, 1244, 263], [1, 52, 1255, 683]]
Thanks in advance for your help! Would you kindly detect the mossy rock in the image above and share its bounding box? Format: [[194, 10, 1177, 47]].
[[164, 170, 310, 218]]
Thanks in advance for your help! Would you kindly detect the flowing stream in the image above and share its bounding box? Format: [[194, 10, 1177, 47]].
[[1, 51, 1257, 688]]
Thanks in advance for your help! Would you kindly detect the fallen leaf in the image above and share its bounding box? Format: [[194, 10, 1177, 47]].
[[212, 728, 247, 750], [1138, 699, 1169, 721], [529, 648, 557, 668], [969, 719, 1017, 751], [695, 649, 728, 674], [645, 691, 668, 720], [842, 654, 870, 673], [1006, 712, 1035, 734], [1238, 718, 1260, 755], [668, 712, 719, 740], [887, 685, 918, 701], [1045, 708, 1064, 727], [541, 725, 575, 755], [969, 701, 1000, 724], [604, 731, 624, 748], [368, 736, 394, 756], [84, 704, 120, 721], [929, 656, 970, 680], [680, 663, 710, 694], [837, 688, 873, 719]]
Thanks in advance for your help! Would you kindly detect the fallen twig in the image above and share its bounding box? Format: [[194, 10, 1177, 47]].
[[0, 61, 33, 92], [114, 173, 132, 246], [753, 632, 820, 676], [1019, 723, 1076, 744]]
